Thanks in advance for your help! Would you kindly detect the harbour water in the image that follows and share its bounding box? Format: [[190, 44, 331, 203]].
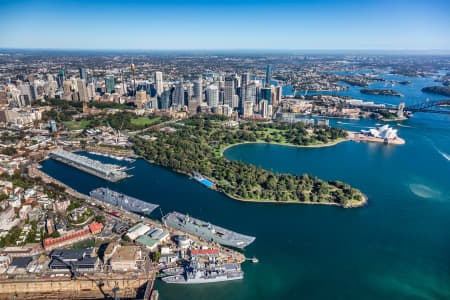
[[40, 73, 450, 299]]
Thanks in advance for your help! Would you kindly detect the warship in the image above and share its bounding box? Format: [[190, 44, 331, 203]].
[[89, 187, 158, 215], [162, 259, 243, 284], [162, 212, 255, 249]]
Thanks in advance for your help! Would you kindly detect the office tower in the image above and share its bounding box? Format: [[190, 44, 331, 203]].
[[232, 95, 240, 109], [57, 70, 65, 88], [0, 91, 7, 105], [77, 79, 88, 102], [243, 101, 254, 118], [79, 68, 87, 81], [154, 72, 163, 96], [274, 85, 282, 106], [172, 83, 185, 109], [261, 87, 272, 105], [63, 80, 72, 101], [160, 87, 171, 109], [135, 90, 147, 108], [206, 85, 219, 108], [247, 82, 257, 104], [241, 73, 250, 102], [87, 82, 95, 99], [188, 98, 200, 114], [194, 78, 202, 100], [265, 65, 271, 87], [259, 99, 269, 118], [105, 75, 115, 93], [224, 76, 235, 108]]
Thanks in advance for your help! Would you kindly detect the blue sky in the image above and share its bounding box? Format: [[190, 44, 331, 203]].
[[1, 0, 449, 50]]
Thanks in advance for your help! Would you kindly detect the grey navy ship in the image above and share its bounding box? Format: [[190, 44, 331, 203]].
[[162, 212, 255, 249], [162, 259, 243, 284], [89, 187, 159, 215]]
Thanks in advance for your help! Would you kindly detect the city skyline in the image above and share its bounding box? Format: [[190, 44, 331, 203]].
[[1, 0, 450, 50]]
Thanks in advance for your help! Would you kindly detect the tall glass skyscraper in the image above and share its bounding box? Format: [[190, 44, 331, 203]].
[[265, 65, 271, 87]]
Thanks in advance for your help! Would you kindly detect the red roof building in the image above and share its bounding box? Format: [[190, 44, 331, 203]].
[[190, 249, 219, 257], [88, 222, 103, 235], [43, 229, 91, 251]]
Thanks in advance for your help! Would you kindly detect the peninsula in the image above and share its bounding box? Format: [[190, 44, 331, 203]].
[[421, 86, 450, 97], [360, 89, 403, 97], [132, 115, 366, 208]]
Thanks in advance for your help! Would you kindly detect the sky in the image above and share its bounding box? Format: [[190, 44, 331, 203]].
[[1, 0, 449, 50]]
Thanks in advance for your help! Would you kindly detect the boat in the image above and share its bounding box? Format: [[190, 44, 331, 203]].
[[162, 260, 243, 284], [161, 266, 184, 276], [162, 212, 255, 249], [337, 121, 343, 125], [89, 187, 159, 215]]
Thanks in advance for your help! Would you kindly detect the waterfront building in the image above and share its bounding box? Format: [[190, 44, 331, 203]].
[[361, 125, 399, 140], [49, 249, 99, 272], [108, 246, 143, 272]]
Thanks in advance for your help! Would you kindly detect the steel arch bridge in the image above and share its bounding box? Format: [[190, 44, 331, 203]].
[[404, 99, 450, 114]]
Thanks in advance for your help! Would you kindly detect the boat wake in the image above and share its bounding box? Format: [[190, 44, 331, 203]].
[[436, 149, 450, 161], [409, 184, 441, 200]]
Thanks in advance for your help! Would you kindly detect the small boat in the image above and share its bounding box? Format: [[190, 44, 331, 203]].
[[337, 121, 343, 125]]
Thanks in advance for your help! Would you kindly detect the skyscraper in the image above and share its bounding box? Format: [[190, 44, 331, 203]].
[[77, 79, 88, 102], [194, 78, 202, 100], [224, 76, 235, 108], [261, 87, 271, 105], [105, 75, 115, 94], [57, 70, 65, 88], [206, 85, 219, 108], [79, 68, 87, 81], [265, 65, 271, 87], [241, 72, 250, 103], [63, 80, 72, 101], [172, 82, 185, 109], [160, 87, 171, 109], [154, 72, 163, 96]]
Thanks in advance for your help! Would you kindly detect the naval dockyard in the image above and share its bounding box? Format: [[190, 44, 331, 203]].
[[1, 152, 256, 299]]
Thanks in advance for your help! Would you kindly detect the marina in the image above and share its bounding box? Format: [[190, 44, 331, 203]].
[[49, 149, 130, 182]]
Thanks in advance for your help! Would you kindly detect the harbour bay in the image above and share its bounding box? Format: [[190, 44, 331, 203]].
[[39, 74, 450, 300]]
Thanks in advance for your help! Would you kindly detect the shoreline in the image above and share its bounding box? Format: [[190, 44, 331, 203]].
[[220, 138, 348, 156]]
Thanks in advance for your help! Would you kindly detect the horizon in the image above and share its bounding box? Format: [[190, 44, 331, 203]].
[[1, 0, 449, 50]]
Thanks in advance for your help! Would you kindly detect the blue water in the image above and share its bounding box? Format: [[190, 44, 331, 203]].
[[40, 73, 450, 300]]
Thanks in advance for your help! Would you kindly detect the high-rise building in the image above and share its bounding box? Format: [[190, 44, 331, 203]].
[[265, 65, 271, 87], [63, 80, 72, 101], [105, 75, 115, 94], [159, 87, 171, 109], [135, 90, 147, 108], [154, 72, 163, 96], [261, 87, 272, 105], [57, 70, 65, 88], [241, 73, 250, 103], [87, 82, 96, 99], [206, 85, 219, 108], [274, 85, 282, 106], [79, 68, 87, 81], [77, 79, 88, 102], [172, 83, 185, 109], [243, 101, 254, 118], [194, 78, 202, 100], [224, 76, 235, 108], [259, 99, 269, 118], [50, 120, 57, 133]]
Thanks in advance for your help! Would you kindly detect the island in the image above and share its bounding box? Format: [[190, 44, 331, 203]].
[[360, 89, 403, 97], [421, 86, 450, 97], [132, 115, 366, 208]]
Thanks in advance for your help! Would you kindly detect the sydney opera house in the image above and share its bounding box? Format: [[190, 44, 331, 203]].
[[361, 125, 399, 140]]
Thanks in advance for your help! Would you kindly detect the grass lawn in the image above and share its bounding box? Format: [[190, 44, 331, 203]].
[[130, 116, 161, 127], [64, 120, 91, 130]]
